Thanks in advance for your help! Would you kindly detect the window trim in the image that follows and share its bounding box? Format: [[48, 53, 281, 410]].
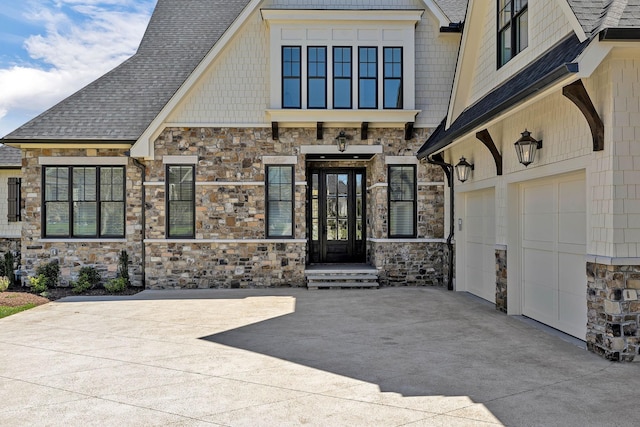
[[7, 177, 21, 222], [383, 46, 403, 109], [42, 165, 126, 239], [282, 45, 302, 109], [265, 165, 295, 239], [387, 164, 417, 238], [358, 46, 378, 109], [497, 0, 528, 67], [166, 164, 196, 239], [307, 46, 327, 109], [332, 46, 353, 109]]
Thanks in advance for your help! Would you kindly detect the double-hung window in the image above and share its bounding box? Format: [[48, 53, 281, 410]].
[[282, 46, 301, 108], [388, 165, 416, 238], [167, 165, 195, 239], [333, 47, 352, 109], [307, 46, 326, 108], [498, 0, 528, 67], [266, 166, 294, 238], [383, 47, 403, 109], [358, 47, 378, 109], [43, 166, 125, 238]]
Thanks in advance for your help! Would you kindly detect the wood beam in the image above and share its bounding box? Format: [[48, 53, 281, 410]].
[[563, 80, 604, 151], [476, 129, 502, 176], [404, 122, 414, 140], [361, 122, 369, 140], [271, 122, 279, 140], [316, 122, 323, 140]]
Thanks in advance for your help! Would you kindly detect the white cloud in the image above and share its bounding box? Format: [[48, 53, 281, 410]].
[[0, 0, 155, 137]]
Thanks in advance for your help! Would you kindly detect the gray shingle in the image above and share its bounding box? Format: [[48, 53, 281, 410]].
[[2, 0, 252, 142], [568, 0, 640, 36], [0, 145, 21, 167], [434, 0, 467, 23]]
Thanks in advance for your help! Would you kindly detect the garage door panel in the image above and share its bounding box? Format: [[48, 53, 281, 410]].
[[523, 248, 556, 285], [558, 291, 587, 338], [559, 179, 586, 212], [523, 213, 555, 242], [558, 252, 586, 298], [523, 184, 555, 213], [559, 213, 586, 245], [464, 188, 495, 304]]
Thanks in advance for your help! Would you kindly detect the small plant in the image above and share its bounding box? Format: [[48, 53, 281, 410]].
[[0, 254, 5, 278], [29, 274, 48, 294], [36, 260, 59, 288], [4, 252, 15, 287], [0, 276, 9, 292], [118, 250, 130, 286], [71, 266, 101, 294], [105, 277, 127, 293]]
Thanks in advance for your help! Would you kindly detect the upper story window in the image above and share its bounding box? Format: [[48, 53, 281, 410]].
[[498, 0, 528, 67], [282, 46, 301, 108], [383, 47, 403, 109], [358, 47, 378, 109], [43, 166, 125, 238], [333, 47, 352, 109], [308, 47, 327, 108]]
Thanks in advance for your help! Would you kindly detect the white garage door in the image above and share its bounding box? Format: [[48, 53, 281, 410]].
[[521, 172, 586, 339], [465, 188, 496, 303]]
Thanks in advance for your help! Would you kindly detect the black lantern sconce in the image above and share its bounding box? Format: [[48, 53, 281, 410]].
[[335, 131, 350, 152], [514, 129, 543, 167], [455, 157, 474, 182]]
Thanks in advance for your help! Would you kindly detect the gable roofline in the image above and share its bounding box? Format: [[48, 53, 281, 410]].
[[444, 0, 472, 129], [418, 34, 593, 159], [558, 0, 589, 42]]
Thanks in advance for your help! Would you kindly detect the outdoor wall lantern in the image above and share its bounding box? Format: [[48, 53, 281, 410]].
[[455, 157, 474, 182], [336, 131, 349, 152], [514, 129, 543, 167]]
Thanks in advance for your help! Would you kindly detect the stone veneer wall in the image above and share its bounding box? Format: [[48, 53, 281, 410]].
[[0, 239, 20, 257], [496, 249, 507, 313], [370, 241, 444, 286], [587, 262, 640, 362], [20, 149, 144, 287]]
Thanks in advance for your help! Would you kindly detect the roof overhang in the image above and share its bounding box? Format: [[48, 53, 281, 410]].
[[2, 139, 134, 149], [599, 28, 640, 41]]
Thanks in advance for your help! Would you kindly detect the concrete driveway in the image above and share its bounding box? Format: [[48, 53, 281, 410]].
[[0, 287, 638, 426]]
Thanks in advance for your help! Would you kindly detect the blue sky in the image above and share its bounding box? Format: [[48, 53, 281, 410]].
[[0, 0, 156, 138]]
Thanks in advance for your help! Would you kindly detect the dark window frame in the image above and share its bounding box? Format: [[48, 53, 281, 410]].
[[333, 46, 352, 109], [383, 46, 403, 109], [7, 177, 21, 222], [282, 45, 302, 109], [266, 165, 295, 239], [307, 46, 327, 109], [358, 46, 378, 109], [387, 165, 417, 238], [166, 164, 196, 239], [497, 0, 528, 67], [42, 165, 126, 239]]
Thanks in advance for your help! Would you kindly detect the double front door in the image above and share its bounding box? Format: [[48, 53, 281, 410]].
[[308, 168, 366, 263]]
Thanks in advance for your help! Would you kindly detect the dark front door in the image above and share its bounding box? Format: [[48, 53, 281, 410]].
[[308, 168, 366, 263]]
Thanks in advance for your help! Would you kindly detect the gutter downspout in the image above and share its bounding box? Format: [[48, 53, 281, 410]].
[[129, 156, 146, 287], [426, 153, 454, 291]]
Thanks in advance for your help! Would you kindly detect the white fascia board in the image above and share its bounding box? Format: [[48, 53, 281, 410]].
[[266, 109, 420, 125], [261, 9, 423, 24], [421, 0, 451, 27], [39, 156, 128, 165], [557, 0, 588, 42], [130, 0, 264, 160], [575, 40, 613, 78], [300, 145, 383, 155], [445, 0, 474, 129]]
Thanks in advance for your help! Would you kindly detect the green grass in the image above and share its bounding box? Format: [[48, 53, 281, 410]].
[[0, 304, 37, 319]]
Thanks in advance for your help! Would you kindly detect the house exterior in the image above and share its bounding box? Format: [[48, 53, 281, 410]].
[[418, 0, 640, 361], [1, 1, 465, 289], [0, 145, 22, 256]]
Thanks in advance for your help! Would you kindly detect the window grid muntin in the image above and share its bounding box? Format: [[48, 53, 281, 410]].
[[166, 165, 195, 239], [307, 46, 327, 109], [383, 47, 403, 109], [282, 46, 302, 108], [358, 46, 378, 109], [266, 165, 295, 239], [333, 46, 352, 109], [388, 165, 417, 238], [498, 0, 528, 67]]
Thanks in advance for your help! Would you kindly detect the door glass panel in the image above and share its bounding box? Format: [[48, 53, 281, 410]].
[[311, 173, 319, 241]]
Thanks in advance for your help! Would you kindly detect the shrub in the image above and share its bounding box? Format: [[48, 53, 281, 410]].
[[0, 254, 5, 277], [71, 266, 101, 294], [105, 277, 127, 293], [118, 250, 130, 286], [29, 274, 48, 294], [3, 252, 15, 287], [36, 260, 59, 288], [0, 276, 9, 292]]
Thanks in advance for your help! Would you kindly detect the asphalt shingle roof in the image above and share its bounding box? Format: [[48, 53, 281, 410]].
[[435, 0, 467, 23], [0, 145, 21, 167], [2, 0, 252, 143], [568, 0, 640, 36]]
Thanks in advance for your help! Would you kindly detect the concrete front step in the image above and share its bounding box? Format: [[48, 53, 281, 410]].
[[305, 264, 379, 289]]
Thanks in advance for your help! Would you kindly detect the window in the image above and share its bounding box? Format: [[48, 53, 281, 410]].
[[307, 46, 326, 108], [498, 0, 528, 67], [388, 165, 416, 238], [383, 47, 403, 109], [266, 166, 294, 238], [7, 177, 21, 222], [333, 47, 352, 109], [43, 166, 125, 238], [282, 46, 301, 108], [359, 47, 377, 108], [167, 165, 195, 239]]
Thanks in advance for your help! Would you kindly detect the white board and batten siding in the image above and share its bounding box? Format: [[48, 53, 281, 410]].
[[520, 172, 587, 339]]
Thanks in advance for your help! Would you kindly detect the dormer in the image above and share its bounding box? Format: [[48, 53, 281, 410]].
[[262, 9, 422, 130]]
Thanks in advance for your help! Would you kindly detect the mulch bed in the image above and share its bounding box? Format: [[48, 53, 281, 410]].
[[1, 285, 143, 307]]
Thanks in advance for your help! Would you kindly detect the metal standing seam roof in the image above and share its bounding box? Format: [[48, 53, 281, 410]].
[[417, 0, 640, 158], [0, 145, 22, 167], [2, 0, 253, 143]]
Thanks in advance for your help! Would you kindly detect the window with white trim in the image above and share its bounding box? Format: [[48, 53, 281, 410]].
[[498, 0, 528, 67], [266, 165, 294, 238], [166, 165, 195, 239]]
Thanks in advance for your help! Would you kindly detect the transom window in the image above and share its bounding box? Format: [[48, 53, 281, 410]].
[[388, 165, 416, 238], [498, 0, 528, 67], [167, 165, 195, 239], [43, 166, 125, 238]]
